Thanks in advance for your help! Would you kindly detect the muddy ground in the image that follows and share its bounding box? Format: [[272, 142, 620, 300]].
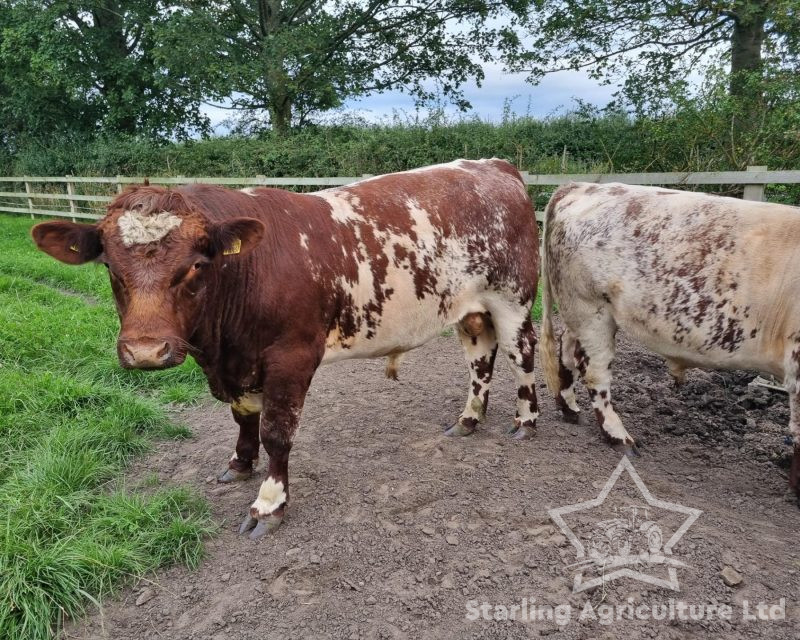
[[66, 332, 800, 640]]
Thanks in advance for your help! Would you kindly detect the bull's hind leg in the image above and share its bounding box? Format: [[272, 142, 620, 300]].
[[492, 307, 539, 441], [218, 403, 261, 483], [789, 390, 800, 503], [570, 311, 637, 455], [445, 313, 498, 437], [786, 346, 800, 502], [556, 329, 581, 423]]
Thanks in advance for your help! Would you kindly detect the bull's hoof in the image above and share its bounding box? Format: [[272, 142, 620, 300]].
[[444, 419, 476, 437], [238, 513, 284, 540], [611, 440, 640, 458], [509, 423, 536, 440], [218, 467, 253, 483], [555, 396, 581, 425]]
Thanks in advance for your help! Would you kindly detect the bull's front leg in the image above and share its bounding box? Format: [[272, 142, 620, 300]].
[[239, 347, 319, 540], [218, 406, 260, 483]]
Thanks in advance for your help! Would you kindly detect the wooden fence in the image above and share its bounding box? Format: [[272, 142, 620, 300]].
[[1, 165, 798, 222]]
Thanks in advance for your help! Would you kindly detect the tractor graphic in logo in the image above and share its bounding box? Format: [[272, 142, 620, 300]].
[[549, 457, 702, 591], [586, 505, 665, 570]]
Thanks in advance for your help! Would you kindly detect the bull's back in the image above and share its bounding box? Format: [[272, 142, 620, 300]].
[[547, 183, 800, 376]]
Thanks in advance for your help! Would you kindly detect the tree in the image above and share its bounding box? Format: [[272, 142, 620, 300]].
[[505, 1, 799, 105], [1, 1, 211, 141], [0, 2, 97, 147], [173, 0, 529, 135]]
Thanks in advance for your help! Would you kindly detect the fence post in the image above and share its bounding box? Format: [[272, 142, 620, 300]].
[[116, 175, 123, 194], [24, 178, 34, 219], [66, 176, 77, 222], [743, 165, 767, 202]]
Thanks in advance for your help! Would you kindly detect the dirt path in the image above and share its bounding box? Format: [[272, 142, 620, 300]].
[[67, 333, 800, 639]]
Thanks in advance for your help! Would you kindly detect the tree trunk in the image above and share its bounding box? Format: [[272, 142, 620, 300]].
[[729, 1, 767, 99], [260, 0, 293, 135], [93, 1, 138, 134], [268, 99, 292, 136]]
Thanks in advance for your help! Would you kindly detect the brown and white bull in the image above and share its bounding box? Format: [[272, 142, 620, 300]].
[[32, 159, 540, 539], [539, 182, 800, 497]]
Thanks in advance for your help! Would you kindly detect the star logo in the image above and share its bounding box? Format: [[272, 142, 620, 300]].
[[549, 456, 702, 592]]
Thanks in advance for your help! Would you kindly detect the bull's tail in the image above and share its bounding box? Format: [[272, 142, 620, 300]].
[[539, 193, 561, 396], [385, 353, 403, 380]]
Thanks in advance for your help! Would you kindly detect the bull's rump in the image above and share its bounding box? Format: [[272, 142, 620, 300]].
[[314, 159, 539, 362], [547, 182, 800, 377]]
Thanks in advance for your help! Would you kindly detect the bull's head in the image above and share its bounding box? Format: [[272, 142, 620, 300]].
[[32, 186, 264, 369]]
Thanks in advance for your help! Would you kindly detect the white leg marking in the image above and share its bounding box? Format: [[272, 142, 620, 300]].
[[457, 321, 497, 423], [511, 363, 539, 425], [250, 477, 286, 518], [560, 331, 581, 413], [589, 384, 634, 443], [489, 301, 539, 427], [560, 386, 581, 413]]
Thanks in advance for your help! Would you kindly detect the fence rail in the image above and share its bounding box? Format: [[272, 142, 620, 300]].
[[1, 166, 797, 222]]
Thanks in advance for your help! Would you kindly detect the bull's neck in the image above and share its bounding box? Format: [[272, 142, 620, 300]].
[[188, 260, 266, 382]]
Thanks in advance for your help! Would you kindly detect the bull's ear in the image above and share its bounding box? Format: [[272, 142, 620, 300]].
[[31, 220, 102, 265], [209, 217, 265, 258]]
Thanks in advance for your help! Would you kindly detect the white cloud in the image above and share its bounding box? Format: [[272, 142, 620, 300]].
[[199, 67, 618, 133], [340, 66, 617, 122]]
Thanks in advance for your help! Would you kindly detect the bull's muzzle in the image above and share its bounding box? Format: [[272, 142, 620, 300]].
[[117, 337, 180, 369]]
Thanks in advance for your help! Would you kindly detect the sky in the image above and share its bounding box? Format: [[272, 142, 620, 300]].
[[199, 64, 619, 133], [342, 65, 618, 121]]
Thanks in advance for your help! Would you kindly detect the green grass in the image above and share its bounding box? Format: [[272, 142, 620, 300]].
[[0, 214, 212, 640], [531, 285, 543, 323]]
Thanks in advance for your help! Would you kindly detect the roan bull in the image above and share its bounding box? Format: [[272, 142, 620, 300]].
[[539, 182, 800, 499], [32, 159, 540, 539]]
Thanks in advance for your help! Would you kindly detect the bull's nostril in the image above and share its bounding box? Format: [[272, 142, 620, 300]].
[[119, 338, 175, 368], [121, 343, 136, 363], [156, 342, 171, 360]]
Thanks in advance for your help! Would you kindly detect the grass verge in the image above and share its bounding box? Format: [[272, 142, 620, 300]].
[[0, 214, 212, 640]]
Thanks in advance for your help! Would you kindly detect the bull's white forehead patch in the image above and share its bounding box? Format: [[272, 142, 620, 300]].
[[117, 210, 183, 247]]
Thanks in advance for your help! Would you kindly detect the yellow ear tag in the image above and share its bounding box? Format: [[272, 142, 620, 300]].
[[69, 244, 79, 253], [223, 237, 242, 256]]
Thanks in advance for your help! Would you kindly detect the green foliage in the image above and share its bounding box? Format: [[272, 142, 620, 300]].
[[0, 0, 530, 141], [4, 110, 638, 178], [0, 2, 98, 147], [0, 1, 211, 145], [0, 215, 212, 640], [4, 94, 798, 198], [512, 1, 799, 107], [172, 0, 528, 133], [634, 67, 800, 171]]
